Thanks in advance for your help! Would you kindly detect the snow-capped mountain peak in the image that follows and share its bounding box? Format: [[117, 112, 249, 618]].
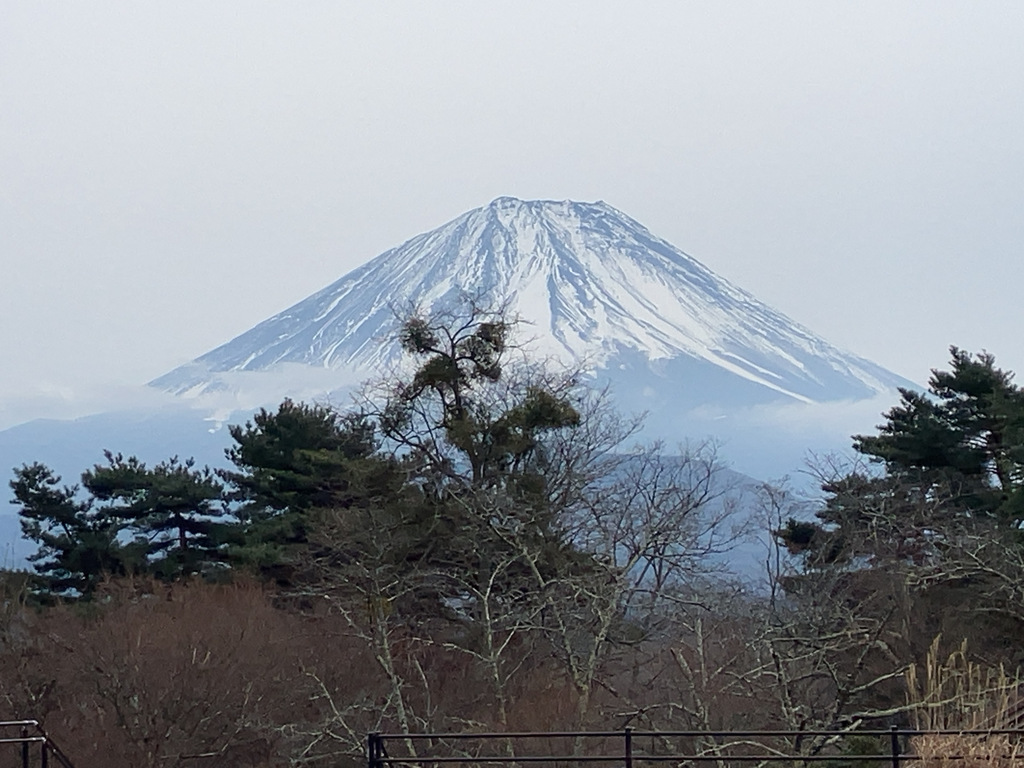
[[152, 197, 910, 405]]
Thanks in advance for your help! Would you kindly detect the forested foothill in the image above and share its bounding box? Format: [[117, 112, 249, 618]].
[[2, 307, 1023, 768]]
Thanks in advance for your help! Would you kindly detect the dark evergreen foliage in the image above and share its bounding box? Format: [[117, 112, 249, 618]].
[[222, 399, 379, 516], [11, 462, 134, 595], [218, 399, 400, 582], [852, 347, 1024, 525], [83, 451, 231, 578], [779, 347, 1024, 568]]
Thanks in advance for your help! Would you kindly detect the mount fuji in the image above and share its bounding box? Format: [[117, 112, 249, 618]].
[[2, 197, 916, 501], [153, 196, 909, 411], [0, 197, 916, 559]]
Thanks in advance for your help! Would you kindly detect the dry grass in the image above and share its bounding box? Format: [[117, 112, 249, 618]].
[[911, 733, 1022, 768], [906, 637, 1024, 768]]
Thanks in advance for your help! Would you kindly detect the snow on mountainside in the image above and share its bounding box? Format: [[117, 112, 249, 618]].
[[153, 197, 911, 404]]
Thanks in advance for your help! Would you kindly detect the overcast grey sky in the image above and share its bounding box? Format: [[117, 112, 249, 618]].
[[2, 2, 1023, 428]]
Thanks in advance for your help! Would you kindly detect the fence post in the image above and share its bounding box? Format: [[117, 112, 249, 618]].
[[41, 740, 48, 768], [889, 726, 900, 768], [368, 732, 381, 768], [21, 725, 29, 768], [624, 727, 633, 768]]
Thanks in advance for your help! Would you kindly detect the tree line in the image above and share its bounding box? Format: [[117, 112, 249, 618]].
[[12, 305, 732, 609], [5, 305, 1024, 766]]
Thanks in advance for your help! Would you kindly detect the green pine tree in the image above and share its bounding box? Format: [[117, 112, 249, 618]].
[[84, 452, 232, 579], [11, 462, 137, 596], [220, 399, 399, 582]]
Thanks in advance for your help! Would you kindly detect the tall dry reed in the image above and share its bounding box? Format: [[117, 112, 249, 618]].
[[906, 637, 1023, 768]]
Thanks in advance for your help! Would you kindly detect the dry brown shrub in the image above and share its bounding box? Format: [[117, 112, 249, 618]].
[[51, 578, 304, 766], [0, 577, 339, 767], [1, 567, 920, 766]]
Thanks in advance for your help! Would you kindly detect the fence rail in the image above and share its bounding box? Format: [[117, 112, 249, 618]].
[[0, 721, 76, 768], [368, 727, 1024, 768]]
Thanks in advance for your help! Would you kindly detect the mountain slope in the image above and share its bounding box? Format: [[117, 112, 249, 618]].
[[153, 197, 910, 404]]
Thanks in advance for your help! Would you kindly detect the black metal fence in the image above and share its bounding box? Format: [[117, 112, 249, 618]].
[[0, 721, 75, 768], [368, 727, 1024, 768]]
